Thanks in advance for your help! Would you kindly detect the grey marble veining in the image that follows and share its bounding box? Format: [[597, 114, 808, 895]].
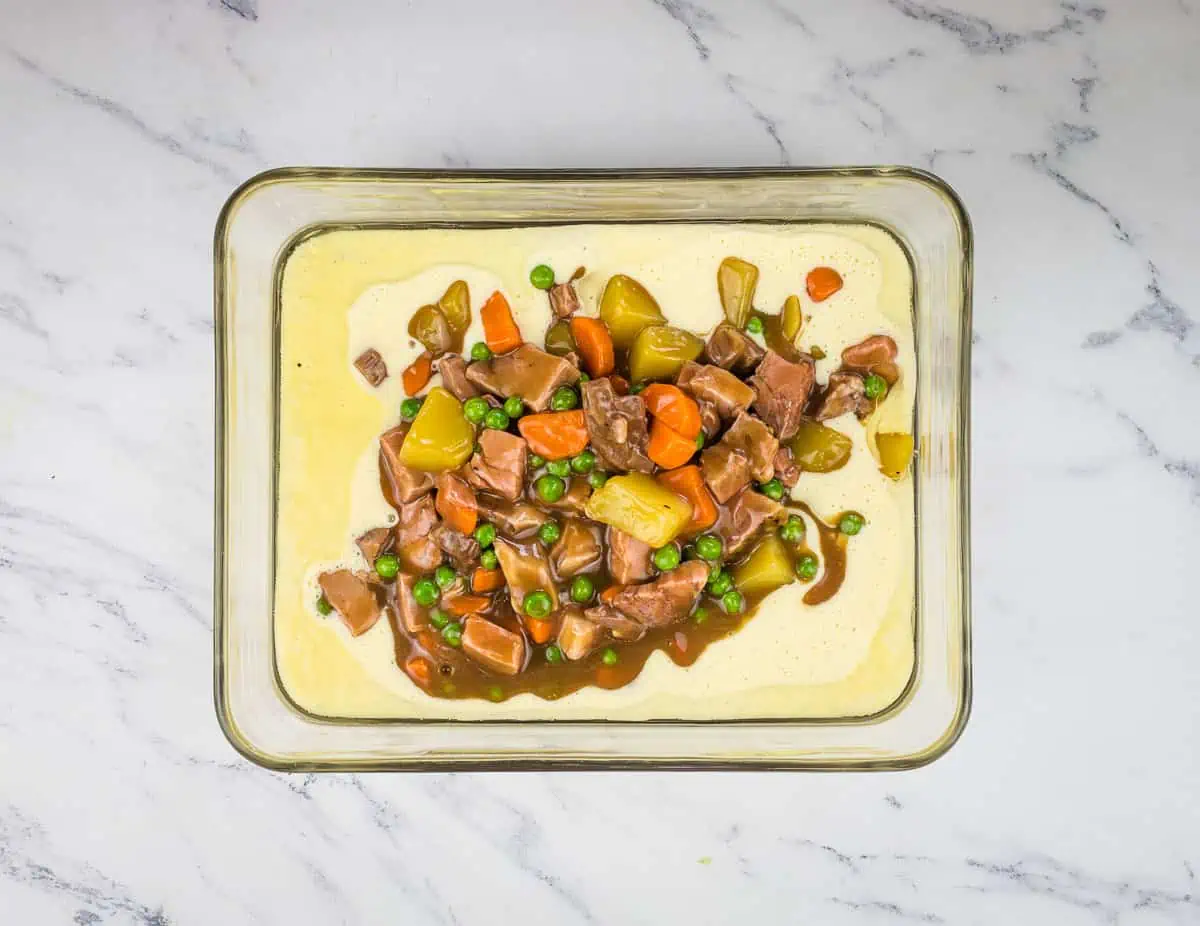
[[1, 0, 1198, 923]]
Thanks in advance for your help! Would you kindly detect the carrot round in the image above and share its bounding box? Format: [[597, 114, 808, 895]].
[[806, 266, 843, 302], [402, 351, 433, 396], [524, 617, 555, 644], [640, 384, 701, 439], [657, 464, 717, 534], [517, 409, 589, 460], [471, 567, 505, 593], [570, 316, 615, 377], [647, 418, 697, 469], [480, 291, 522, 354]]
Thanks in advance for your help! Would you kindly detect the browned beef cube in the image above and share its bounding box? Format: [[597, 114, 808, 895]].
[[379, 426, 435, 504], [462, 616, 527, 675], [465, 430, 528, 502], [354, 348, 388, 386], [750, 350, 815, 441], [581, 377, 653, 474], [466, 344, 580, 412], [318, 569, 381, 636]]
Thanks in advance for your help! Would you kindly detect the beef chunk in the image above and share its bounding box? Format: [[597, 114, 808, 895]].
[[435, 471, 478, 530], [581, 377, 653, 474], [394, 573, 426, 633], [548, 282, 580, 318], [814, 372, 871, 420], [550, 519, 603, 578], [462, 616, 527, 676], [318, 569, 381, 636], [773, 446, 801, 490], [749, 350, 815, 441], [545, 479, 591, 517], [676, 361, 755, 420], [700, 412, 779, 503], [356, 527, 393, 564], [436, 354, 479, 401], [841, 334, 900, 385], [556, 608, 603, 660], [395, 494, 442, 572], [466, 344, 580, 412], [700, 443, 751, 504], [704, 323, 765, 374], [465, 429, 528, 502], [476, 494, 550, 538], [354, 348, 388, 386], [433, 524, 481, 571], [720, 487, 787, 557], [608, 527, 654, 585], [379, 426, 435, 504], [609, 561, 708, 628], [493, 538, 558, 612], [698, 399, 721, 438], [584, 604, 645, 641]]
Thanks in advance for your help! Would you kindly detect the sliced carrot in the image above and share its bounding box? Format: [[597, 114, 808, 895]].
[[570, 316, 615, 377], [402, 351, 433, 396], [641, 384, 702, 439], [405, 656, 433, 687], [480, 291, 522, 354], [435, 473, 478, 536], [806, 266, 843, 302], [600, 585, 622, 604], [657, 464, 718, 534], [524, 617, 555, 644], [517, 409, 589, 460], [444, 594, 490, 616], [471, 567, 505, 593], [647, 418, 697, 469]]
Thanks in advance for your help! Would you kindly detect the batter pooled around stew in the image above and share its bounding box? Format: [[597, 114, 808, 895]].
[[281, 224, 917, 714]]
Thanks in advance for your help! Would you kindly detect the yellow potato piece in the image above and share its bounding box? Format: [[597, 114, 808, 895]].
[[876, 432, 914, 480], [733, 534, 795, 598], [717, 256, 759, 329], [598, 274, 666, 349], [398, 387, 476, 472], [584, 473, 693, 548], [628, 325, 705, 383]]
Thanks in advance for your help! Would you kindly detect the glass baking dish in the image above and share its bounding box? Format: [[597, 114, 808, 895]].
[[214, 168, 971, 770]]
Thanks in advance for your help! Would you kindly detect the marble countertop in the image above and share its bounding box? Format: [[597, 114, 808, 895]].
[[2, 0, 1198, 923]]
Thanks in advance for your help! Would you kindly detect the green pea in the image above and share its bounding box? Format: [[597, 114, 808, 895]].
[[758, 478, 785, 501], [463, 396, 489, 424], [528, 453, 546, 470], [441, 622, 463, 647], [546, 459, 571, 478], [503, 395, 524, 418], [693, 606, 710, 625], [316, 595, 333, 616], [434, 565, 457, 589], [864, 374, 888, 400], [535, 474, 566, 503], [578, 372, 590, 383], [550, 386, 579, 411], [487, 685, 505, 702], [721, 590, 745, 614], [413, 578, 440, 607], [601, 647, 619, 667], [695, 431, 705, 450], [524, 589, 553, 619], [474, 523, 496, 548], [545, 644, 564, 665], [587, 470, 608, 489], [653, 544, 681, 571], [746, 316, 764, 335], [629, 382, 646, 394], [400, 397, 423, 421], [480, 549, 499, 570], [570, 575, 594, 603], [839, 512, 865, 536], [484, 408, 510, 430], [695, 534, 723, 561], [795, 554, 819, 581], [470, 342, 492, 362], [779, 515, 806, 544], [570, 450, 595, 473], [538, 521, 562, 545], [428, 608, 450, 629], [374, 553, 400, 580], [706, 569, 732, 596], [530, 264, 555, 290]]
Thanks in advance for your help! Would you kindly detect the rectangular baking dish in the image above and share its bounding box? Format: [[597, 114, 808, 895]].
[[214, 168, 972, 770]]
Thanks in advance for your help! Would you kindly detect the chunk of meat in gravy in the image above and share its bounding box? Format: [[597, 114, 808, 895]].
[[393, 573, 426, 633], [584, 604, 645, 641], [749, 350, 815, 441], [608, 527, 654, 585], [466, 344, 580, 412], [462, 616, 527, 676], [548, 282, 580, 318], [581, 377, 653, 474], [465, 429, 528, 501], [379, 426, 435, 504], [698, 399, 721, 438], [551, 519, 603, 578], [704, 323, 765, 374], [354, 348, 388, 386], [841, 334, 900, 385], [433, 524, 481, 570], [720, 486, 787, 557], [545, 479, 591, 517], [700, 412, 779, 503], [556, 608, 603, 660], [436, 354, 479, 401], [609, 561, 708, 628], [700, 442, 752, 504], [395, 494, 442, 572], [773, 445, 801, 489], [493, 538, 558, 611], [676, 362, 755, 421], [476, 494, 549, 539], [814, 371, 871, 420], [318, 569, 382, 636], [356, 527, 393, 564]]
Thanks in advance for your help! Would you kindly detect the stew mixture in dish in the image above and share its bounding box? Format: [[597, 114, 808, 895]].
[[278, 224, 917, 716]]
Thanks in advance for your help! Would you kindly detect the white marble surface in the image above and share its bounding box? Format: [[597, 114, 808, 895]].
[[2, 0, 1198, 922]]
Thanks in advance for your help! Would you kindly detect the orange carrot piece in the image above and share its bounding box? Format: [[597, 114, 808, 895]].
[[444, 594, 490, 616], [641, 384, 702, 439], [806, 266, 843, 302], [657, 465, 718, 534], [517, 409, 589, 460], [647, 418, 697, 469], [405, 656, 433, 687], [402, 351, 433, 396], [570, 316, 615, 377], [435, 472, 478, 536], [471, 567, 505, 593], [524, 617, 555, 644], [480, 291, 522, 354], [600, 585, 622, 604]]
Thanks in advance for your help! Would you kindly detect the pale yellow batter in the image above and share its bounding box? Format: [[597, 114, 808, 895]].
[[275, 223, 916, 720]]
